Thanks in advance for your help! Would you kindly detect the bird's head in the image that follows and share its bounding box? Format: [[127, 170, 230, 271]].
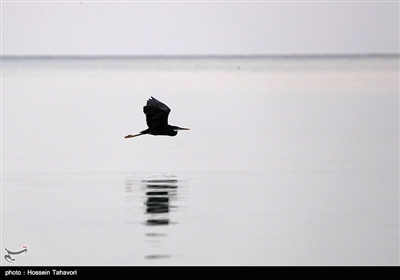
[[171, 126, 190, 132], [169, 126, 190, 136]]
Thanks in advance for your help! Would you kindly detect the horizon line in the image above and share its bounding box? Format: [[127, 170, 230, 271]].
[[1, 53, 399, 59]]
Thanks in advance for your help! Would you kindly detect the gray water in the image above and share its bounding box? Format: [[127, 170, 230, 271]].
[[1, 55, 399, 265]]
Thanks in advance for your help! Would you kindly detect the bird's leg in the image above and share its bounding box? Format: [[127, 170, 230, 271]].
[[124, 133, 143, 138]]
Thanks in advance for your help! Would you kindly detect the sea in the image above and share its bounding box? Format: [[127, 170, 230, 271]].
[[1, 55, 399, 266]]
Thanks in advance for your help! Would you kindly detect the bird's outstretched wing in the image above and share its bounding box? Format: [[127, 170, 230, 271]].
[[146, 96, 171, 113], [143, 97, 171, 130]]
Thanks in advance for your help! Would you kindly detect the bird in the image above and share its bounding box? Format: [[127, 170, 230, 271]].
[[124, 96, 190, 138]]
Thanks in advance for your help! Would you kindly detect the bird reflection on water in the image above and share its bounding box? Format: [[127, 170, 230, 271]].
[[143, 178, 179, 260], [143, 178, 178, 226], [125, 175, 185, 261]]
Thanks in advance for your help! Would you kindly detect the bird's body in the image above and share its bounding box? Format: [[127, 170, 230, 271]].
[[125, 97, 189, 138]]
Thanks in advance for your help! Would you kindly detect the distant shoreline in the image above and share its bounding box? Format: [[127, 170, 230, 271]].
[[1, 53, 399, 60]]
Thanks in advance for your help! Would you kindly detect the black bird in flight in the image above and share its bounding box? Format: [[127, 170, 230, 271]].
[[124, 97, 190, 138]]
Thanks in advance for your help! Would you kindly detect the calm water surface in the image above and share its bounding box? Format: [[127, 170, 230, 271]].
[[1, 56, 399, 265]]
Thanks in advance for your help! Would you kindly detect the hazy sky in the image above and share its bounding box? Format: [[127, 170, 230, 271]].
[[1, 1, 399, 56]]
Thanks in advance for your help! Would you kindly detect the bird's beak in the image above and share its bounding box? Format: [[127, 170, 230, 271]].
[[180, 128, 190, 130]]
